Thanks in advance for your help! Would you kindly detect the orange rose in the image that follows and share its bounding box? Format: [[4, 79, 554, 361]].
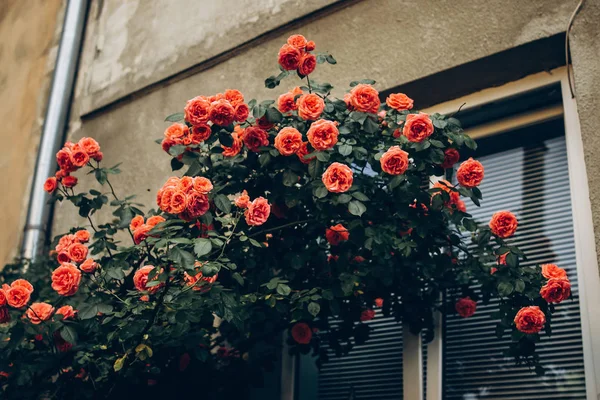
[[69, 147, 89, 168], [11, 279, 33, 294], [307, 119, 339, 151], [80, 258, 98, 273], [26, 302, 54, 325], [287, 34, 307, 50], [56, 234, 76, 253], [170, 191, 187, 214], [177, 176, 194, 192], [456, 199, 467, 212], [164, 123, 189, 141], [291, 322, 312, 344], [0, 291, 5, 307], [243, 126, 269, 152], [190, 123, 211, 143], [296, 141, 315, 164], [298, 53, 316, 76], [514, 306, 546, 334], [322, 162, 353, 193], [130, 215, 145, 231], [455, 297, 476, 318], [403, 113, 434, 142], [386, 93, 414, 111], [222, 126, 244, 157], [277, 87, 302, 113], [297, 94, 325, 121], [75, 230, 90, 243], [278, 44, 302, 70], [57, 252, 71, 264], [78, 137, 101, 159], [275, 127, 303, 156], [56, 148, 75, 172], [146, 215, 166, 227], [541, 264, 567, 279], [432, 180, 460, 205], [374, 298, 384, 307], [184, 96, 211, 125], [441, 148, 460, 169], [360, 309, 375, 321], [184, 270, 218, 292], [235, 190, 250, 208], [181, 192, 210, 220], [457, 158, 484, 188], [44, 177, 57, 193], [234, 103, 249, 122], [51, 263, 81, 296], [325, 224, 349, 245], [497, 253, 508, 266], [244, 197, 271, 226], [192, 177, 213, 194], [56, 305, 76, 320], [380, 146, 409, 175], [208, 99, 235, 126], [306, 40, 316, 51], [349, 84, 380, 114], [134, 265, 163, 294], [224, 89, 244, 107], [62, 175, 78, 188], [5, 286, 30, 308], [489, 211, 518, 238], [67, 243, 88, 263], [540, 278, 571, 303]]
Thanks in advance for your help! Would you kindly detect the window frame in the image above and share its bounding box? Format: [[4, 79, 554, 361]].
[[282, 67, 600, 400], [421, 66, 600, 400]]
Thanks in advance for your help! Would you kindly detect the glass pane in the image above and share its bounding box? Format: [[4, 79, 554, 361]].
[[443, 118, 587, 399]]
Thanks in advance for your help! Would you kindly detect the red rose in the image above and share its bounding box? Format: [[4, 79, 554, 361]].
[[297, 94, 325, 121], [274, 127, 303, 156], [380, 146, 409, 175], [184, 96, 211, 125], [51, 263, 81, 296], [296, 142, 315, 165], [455, 297, 476, 318], [441, 148, 460, 169], [514, 306, 546, 334], [307, 119, 339, 151], [134, 265, 164, 294], [234, 103, 250, 122], [540, 278, 571, 303], [291, 322, 312, 344], [349, 84, 380, 114], [325, 224, 349, 245], [360, 309, 375, 321], [243, 127, 269, 152], [62, 175, 78, 188], [322, 162, 353, 193], [244, 197, 270, 226], [44, 177, 57, 193], [278, 44, 302, 70], [298, 53, 316, 76]]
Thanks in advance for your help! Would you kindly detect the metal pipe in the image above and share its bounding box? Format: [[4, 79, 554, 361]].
[[21, 0, 88, 262]]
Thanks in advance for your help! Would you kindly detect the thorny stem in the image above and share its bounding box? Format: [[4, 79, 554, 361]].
[[306, 75, 313, 94]]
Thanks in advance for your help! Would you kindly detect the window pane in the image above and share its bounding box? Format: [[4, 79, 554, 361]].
[[443, 118, 587, 399]]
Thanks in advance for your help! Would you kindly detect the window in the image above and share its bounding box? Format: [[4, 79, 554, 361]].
[[290, 68, 600, 400]]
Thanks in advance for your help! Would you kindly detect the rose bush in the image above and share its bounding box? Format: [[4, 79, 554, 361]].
[[0, 34, 570, 398]]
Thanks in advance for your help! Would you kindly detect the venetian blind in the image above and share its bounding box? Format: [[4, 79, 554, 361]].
[[443, 118, 587, 399]]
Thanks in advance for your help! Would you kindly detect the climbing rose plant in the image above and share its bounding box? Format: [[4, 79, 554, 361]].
[[0, 34, 571, 398]]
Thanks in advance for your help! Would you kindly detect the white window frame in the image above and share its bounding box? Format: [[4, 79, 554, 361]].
[[282, 67, 600, 400], [419, 66, 600, 400]]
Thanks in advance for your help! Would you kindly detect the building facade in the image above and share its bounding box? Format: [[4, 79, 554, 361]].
[[3, 0, 600, 398]]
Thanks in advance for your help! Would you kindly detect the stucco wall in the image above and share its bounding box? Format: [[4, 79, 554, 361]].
[[0, 0, 63, 266], [55, 0, 599, 270]]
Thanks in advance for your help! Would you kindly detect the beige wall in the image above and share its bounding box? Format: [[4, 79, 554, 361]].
[[53, 0, 600, 270], [0, 0, 63, 266]]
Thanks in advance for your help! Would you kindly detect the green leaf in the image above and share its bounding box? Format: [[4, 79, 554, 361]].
[[194, 238, 213, 257], [348, 200, 367, 216], [514, 279, 526, 293], [352, 192, 369, 201], [506, 252, 519, 267], [313, 186, 328, 199], [78, 304, 99, 320], [316, 151, 330, 162], [171, 158, 184, 171], [214, 194, 232, 214], [308, 302, 321, 317], [249, 238, 263, 247], [497, 281, 514, 296], [283, 170, 298, 187], [276, 283, 291, 296], [169, 247, 196, 269], [259, 153, 272, 167], [389, 175, 404, 190], [114, 355, 127, 372], [218, 131, 234, 147], [363, 117, 379, 133], [338, 144, 352, 156], [325, 54, 337, 65], [232, 272, 244, 286], [337, 194, 352, 204], [265, 107, 283, 123], [60, 325, 78, 344], [165, 112, 185, 122]]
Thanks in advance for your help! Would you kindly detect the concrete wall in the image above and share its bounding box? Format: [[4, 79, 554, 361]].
[[0, 0, 63, 266], [54, 0, 600, 270]]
